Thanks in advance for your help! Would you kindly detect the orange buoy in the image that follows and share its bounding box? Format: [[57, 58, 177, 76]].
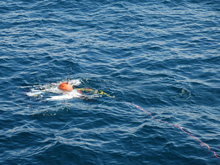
[[58, 82, 73, 92]]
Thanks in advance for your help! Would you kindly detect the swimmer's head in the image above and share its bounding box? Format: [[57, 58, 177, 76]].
[[58, 82, 73, 92]]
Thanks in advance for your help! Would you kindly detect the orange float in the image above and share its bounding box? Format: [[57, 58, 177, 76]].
[[58, 82, 73, 92]]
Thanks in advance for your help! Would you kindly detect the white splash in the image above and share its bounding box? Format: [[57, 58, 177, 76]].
[[26, 79, 82, 101], [46, 89, 82, 101]]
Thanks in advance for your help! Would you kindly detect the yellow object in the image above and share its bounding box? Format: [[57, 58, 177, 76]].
[[76, 88, 115, 98]]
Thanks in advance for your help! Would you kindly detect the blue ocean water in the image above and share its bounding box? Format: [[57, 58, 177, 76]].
[[0, 0, 220, 164]]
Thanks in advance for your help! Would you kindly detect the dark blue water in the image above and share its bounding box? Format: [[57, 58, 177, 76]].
[[1, 0, 220, 164]]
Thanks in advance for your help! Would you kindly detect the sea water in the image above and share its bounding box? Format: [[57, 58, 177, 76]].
[[0, 0, 220, 164]]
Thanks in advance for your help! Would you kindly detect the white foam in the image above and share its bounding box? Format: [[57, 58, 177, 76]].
[[68, 79, 81, 86], [26, 79, 82, 101], [46, 90, 82, 101], [26, 90, 44, 96]]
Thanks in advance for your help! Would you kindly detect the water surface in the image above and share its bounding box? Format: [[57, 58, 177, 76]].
[[0, 0, 220, 164]]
